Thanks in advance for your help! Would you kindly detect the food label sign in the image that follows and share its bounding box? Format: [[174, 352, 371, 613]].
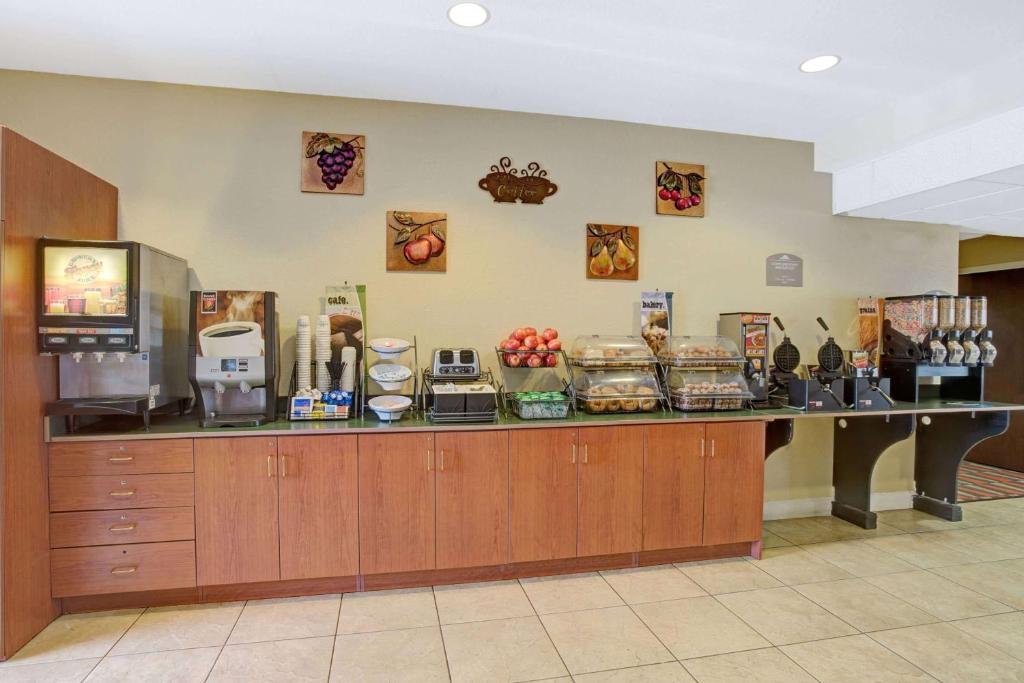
[[766, 253, 803, 287]]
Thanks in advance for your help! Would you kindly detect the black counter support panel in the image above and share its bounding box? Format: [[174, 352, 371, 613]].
[[831, 414, 916, 529], [913, 410, 1010, 521], [764, 419, 795, 459]]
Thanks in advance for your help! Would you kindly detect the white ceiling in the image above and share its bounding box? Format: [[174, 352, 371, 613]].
[[3, 1, 1024, 235]]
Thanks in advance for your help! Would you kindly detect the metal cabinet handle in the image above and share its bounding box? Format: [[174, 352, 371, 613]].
[[110, 565, 137, 575], [571, 442, 577, 464], [700, 439, 705, 458], [440, 449, 445, 472], [109, 490, 136, 498], [583, 444, 589, 464], [267, 454, 274, 477], [107, 456, 134, 463], [280, 454, 288, 478], [426, 450, 432, 471], [710, 440, 716, 458], [108, 523, 137, 533]]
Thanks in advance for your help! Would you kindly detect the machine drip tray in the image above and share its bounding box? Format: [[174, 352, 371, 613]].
[[46, 395, 187, 431], [200, 413, 273, 428]]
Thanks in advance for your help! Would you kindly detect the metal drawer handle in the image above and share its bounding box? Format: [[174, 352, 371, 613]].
[[110, 565, 137, 575], [107, 456, 134, 463], [109, 490, 136, 498], [108, 523, 137, 532]]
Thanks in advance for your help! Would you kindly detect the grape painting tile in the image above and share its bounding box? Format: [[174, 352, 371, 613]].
[[586, 224, 639, 281], [386, 211, 447, 273], [301, 131, 365, 194], [655, 161, 705, 217]]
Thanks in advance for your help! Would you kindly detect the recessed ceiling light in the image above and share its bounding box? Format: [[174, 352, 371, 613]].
[[448, 3, 489, 27], [799, 55, 841, 73]]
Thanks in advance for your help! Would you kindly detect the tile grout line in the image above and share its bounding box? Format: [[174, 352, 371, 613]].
[[203, 599, 248, 683], [595, 570, 678, 667], [431, 586, 455, 683], [517, 578, 573, 679], [325, 595, 342, 683], [77, 606, 148, 680]]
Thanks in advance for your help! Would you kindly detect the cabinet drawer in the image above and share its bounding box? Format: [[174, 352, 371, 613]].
[[50, 473, 195, 512], [50, 440, 194, 477], [51, 507, 195, 548], [51, 541, 197, 597]]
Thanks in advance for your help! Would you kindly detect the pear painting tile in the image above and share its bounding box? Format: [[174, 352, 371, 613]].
[[586, 224, 639, 281]]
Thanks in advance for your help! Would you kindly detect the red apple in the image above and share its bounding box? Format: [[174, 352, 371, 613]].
[[523, 335, 540, 350], [524, 327, 537, 337], [402, 237, 432, 265], [545, 353, 559, 367], [536, 343, 548, 353], [505, 352, 522, 367], [512, 328, 527, 342], [501, 339, 519, 351], [542, 328, 559, 342], [423, 232, 445, 257], [518, 344, 530, 352], [547, 339, 562, 351], [527, 354, 543, 368]]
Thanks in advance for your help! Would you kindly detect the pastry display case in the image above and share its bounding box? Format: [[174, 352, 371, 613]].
[[566, 335, 658, 368], [571, 368, 665, 414], [657, 335, 745, 368], [667, 368, 753, 411]]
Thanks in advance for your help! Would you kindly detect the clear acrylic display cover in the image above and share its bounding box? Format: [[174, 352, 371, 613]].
[[884, 295, 938, 344], [658, 336, 745, 367], [567, 335, 657, 367], [573, 368, 661, 414], [668, 369, 752, 411]]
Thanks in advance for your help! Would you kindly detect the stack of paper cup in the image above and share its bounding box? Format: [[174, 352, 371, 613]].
[[295, 316, 312, 391], [315, 315, 331, 392], [340, 346, 357, 392]]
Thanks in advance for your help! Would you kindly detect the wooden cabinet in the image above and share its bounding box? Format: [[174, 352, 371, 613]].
[[643, 424, 705, 551], [509, 428, 578, 563], [435, 431, 509, 569], [703, 421, 765, 546], [278, 435, 359, 580], [358, 433, 436, 575], [195, 437, 280, 586], [49, 439, 194, 477], [49, 473, 194, 512], [50, 507, 195, 548], [51, 541, 196, 598], [577, 426, 644, 556]]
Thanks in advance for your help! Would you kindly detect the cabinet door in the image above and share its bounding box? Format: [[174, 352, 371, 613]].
[[435, 430, 509, 569], [195, 437, 280, 585], [643, 424, 705, 550], [509, 428, 578, 563], [578, 426, 644, 556], [278, 435, 359, 580], [703, 421, 765, 546], [358, 433, 435, 574]]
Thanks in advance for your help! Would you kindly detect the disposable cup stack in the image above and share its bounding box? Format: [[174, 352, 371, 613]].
[[295, 316, 312, 391], [315, 315, 331, 393]]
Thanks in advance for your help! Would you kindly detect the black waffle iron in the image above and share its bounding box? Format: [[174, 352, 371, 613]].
[[788, 317, 847, 411], [767, 317, 800, 407]]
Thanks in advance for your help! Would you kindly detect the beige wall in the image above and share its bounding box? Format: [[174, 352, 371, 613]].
[[960, 235, 1024, 271], [0, 70, 960, 505]]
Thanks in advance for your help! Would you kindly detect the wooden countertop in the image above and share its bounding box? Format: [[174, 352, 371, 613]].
[[47, 400, 1024, 442]]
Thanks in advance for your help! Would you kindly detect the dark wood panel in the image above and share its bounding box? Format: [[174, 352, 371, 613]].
[[194, 438, 280, 586], [509, 428, 578, 563], [357, 433, 435, 575], [1, 127, 117, 657], [643, 424, 705, 550], [50, 439, 194, 477], [960, 270, 1024, 472], [278, 435, 359, 580], [435, 430, 509, 569], [703, 422, 765, 545], [577, 425, 644, 556]]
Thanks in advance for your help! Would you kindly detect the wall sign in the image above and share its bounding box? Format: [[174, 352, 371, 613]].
[[766, 253, 803, 287], [478, 157, 558, 204]]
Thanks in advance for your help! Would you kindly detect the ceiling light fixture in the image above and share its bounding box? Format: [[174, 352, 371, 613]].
[[799, 55, 841, 73], [448, 3, 489, 27]]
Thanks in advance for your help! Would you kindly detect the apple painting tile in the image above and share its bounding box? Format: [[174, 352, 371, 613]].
[[386, 211, 447, 273], [586, 224, 639, 281]]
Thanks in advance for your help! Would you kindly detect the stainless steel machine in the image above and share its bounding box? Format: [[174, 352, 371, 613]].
[[718, 311, 770, 404], [38, 239, 190, 429], [188, 290, 279, 427]]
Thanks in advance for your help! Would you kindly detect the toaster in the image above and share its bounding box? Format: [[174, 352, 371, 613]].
[[431, 348, 481, 378]]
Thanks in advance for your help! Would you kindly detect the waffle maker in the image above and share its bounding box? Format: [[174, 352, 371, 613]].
[[767, 317, 800, 406], [788, 317, 847, 411]]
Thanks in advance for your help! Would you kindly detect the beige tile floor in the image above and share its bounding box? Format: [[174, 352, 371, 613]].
[[1, 497, 1023, 682]]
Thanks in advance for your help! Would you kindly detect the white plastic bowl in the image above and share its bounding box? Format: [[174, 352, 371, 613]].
[[369, 337, 411, 359], [369, 364, 412, 391], [368, 395, 412, 421]]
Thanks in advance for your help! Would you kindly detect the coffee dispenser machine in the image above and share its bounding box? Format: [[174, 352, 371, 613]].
[[38, 239, 189, 429], [188, 291, 279, 427]]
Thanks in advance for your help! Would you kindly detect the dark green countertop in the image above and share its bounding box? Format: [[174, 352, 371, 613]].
[[47, 399, 1024, 442]]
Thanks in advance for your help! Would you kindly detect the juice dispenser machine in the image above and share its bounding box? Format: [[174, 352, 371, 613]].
[[38, 239, 190, 429], [188, 290, 279, 427], [718, 312, 770, 403]]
